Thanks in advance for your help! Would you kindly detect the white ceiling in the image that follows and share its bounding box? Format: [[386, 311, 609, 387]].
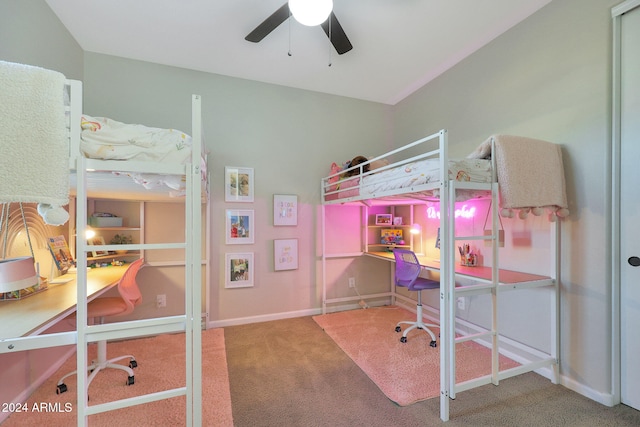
[[45, 0, 552, 105]]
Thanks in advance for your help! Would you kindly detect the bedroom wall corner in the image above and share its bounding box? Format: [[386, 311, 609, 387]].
[[0, 0, 84, 80]]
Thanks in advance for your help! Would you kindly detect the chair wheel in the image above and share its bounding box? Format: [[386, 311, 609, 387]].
[[56, 383, 67, 394], [430, 340, 437, 348], [126, 376, 135, 386], [129, 359, 138, 369], [395, 326, 401, 333], [400, 336, 407, 343]]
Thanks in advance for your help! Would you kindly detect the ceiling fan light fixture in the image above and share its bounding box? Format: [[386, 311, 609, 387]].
[[289, 0, 333, 27]]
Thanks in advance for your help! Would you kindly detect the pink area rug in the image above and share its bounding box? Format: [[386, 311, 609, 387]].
[[2, 328, 233, 427], [313, 306, 519, 406]]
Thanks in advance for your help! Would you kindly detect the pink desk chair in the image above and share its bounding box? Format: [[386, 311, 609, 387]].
[[56, 258, 144, 394]]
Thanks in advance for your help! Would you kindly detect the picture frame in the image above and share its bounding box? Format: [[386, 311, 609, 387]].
[[225, 209, 255, 244], [273, 194, 298, 226], [225, 252, 254, 288], [225, 166, 254, 202], [375, 213, 393, 226], [274, 239, 298, 271], [88, 236, 108, 257]]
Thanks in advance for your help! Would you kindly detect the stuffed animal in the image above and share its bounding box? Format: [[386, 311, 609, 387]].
[[343, 156, 370, 177]]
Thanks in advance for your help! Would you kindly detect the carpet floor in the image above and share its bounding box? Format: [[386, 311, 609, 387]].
[[313, 306, 519, 406], [1, 328, 233, 427]]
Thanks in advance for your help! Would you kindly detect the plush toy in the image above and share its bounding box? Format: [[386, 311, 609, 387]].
[[37, 203, 69, 226]]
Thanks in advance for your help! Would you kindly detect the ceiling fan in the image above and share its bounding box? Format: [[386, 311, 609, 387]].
[[245, 2, 353, 55]]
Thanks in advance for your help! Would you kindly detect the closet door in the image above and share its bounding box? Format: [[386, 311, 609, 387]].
[[620, 2, 640, 411]]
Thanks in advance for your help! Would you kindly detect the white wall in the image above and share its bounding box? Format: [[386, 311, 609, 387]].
[[391, 0, 618, 402]]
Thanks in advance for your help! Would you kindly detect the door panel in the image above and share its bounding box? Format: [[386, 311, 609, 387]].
[[620, 4, 640, 411]]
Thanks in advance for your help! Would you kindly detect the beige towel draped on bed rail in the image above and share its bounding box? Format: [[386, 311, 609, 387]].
[[468, 134, 569, 221], [0, 61, 69, 225]]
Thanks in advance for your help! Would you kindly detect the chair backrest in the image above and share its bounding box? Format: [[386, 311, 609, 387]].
[[117, 258, 144, 315], [392, 249, 422, 288]]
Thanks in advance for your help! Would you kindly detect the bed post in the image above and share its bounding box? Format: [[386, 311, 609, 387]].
[[438, 129, 451, 422], [321, 203, 327, 314], [188, 93, 203, 426]]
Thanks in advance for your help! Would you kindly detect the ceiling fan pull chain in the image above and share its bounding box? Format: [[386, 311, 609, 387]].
[[328, 16, 332, 67], [288, 12, 292, 56]]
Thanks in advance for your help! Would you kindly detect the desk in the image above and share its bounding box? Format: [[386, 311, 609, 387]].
[[0, 265, 128, 339], [365, 251, 550, 284]]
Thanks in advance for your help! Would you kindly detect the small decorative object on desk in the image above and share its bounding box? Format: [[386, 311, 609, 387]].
[[47, 235, 75, 273], [0, 257, 47, 300], [110, 234, 132, 254], [458, 244, 477, 267]]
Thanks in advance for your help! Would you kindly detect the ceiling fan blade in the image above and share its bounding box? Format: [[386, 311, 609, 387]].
[[321, 12, 353, 55], [245, 3, 290, 43]]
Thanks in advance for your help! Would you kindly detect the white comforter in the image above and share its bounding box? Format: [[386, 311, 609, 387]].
[[80, 115, 193, 164], [361, 158, 492, 196]]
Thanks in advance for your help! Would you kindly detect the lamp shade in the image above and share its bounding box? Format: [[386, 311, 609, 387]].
[[289, 0, 333, 26], [410, 224, 422, 235], [0, 257, 38, 293]]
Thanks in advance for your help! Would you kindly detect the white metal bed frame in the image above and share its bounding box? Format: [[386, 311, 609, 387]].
[[320, 129, 560, 421], [0, 80, 205, 426]]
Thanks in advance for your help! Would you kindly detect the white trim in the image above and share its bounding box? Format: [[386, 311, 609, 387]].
[[206, 301, 396, 329], [608, 0, 639, 406], [561, 374, 617, 407], [207, 308, 323, 328], [612, 0, 640, 17]]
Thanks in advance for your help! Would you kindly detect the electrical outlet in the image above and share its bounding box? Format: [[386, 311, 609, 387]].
[[348, 277, 355, 288], [157, 294, 166, 309], [457, 297, 465, 310]]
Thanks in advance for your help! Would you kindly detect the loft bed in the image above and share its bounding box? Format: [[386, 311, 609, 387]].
[[0, 69, 205, 426], [320, 129, 564, 421]]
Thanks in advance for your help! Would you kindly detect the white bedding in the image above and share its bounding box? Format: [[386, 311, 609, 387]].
[[80, 115, 193, 163], [324, 157, 492, 202], [79, 115, 206, 195], [360, 158, 492, 196]]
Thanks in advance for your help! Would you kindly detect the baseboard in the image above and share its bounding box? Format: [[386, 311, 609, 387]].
[[205, 301, 392, 329], [207, 308, 323, 328], [559, 374, 616, 407]]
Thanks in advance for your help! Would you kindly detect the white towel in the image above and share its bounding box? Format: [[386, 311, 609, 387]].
[[0, 61, 69, 220], [470, 135, 569, 219]]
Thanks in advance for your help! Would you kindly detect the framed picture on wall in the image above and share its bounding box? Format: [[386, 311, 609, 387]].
[[274, 239, 298, 271], [225, 209, 254, 244], [225, 166, 254, 202], [225, 252, 254, 288], [273, 194, 297, 226]]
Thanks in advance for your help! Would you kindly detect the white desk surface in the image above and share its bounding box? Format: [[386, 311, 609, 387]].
[[366, 251, 550, 284], [0, 265, 127, 339]]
